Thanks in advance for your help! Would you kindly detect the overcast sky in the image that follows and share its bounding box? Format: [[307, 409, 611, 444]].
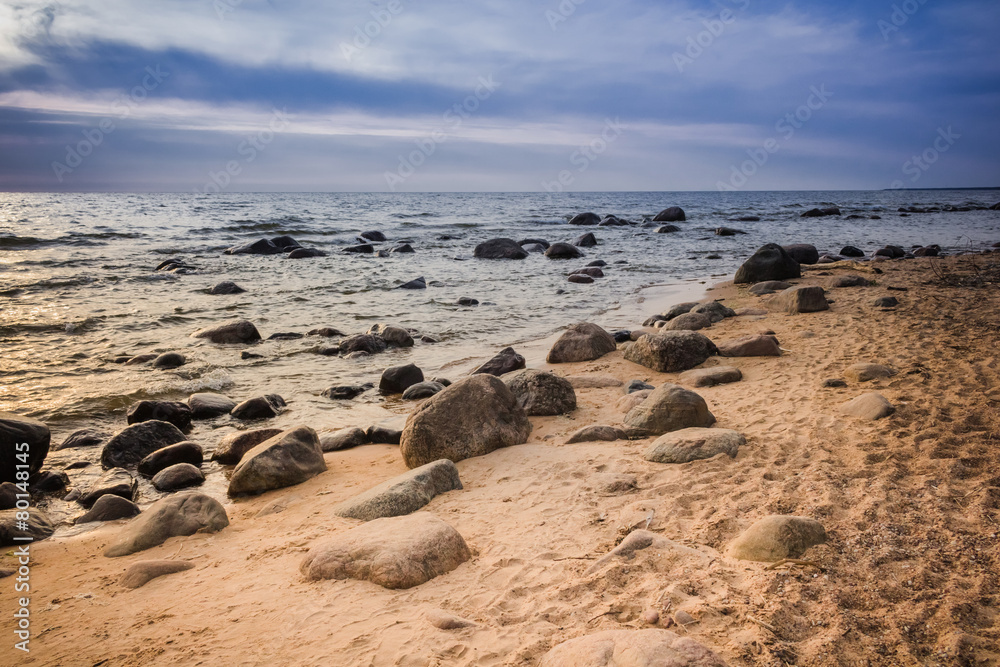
[[0, 0, 997, 192]]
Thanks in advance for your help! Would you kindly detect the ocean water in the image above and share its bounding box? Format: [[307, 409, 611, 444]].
[[1, 190, 998, 520]]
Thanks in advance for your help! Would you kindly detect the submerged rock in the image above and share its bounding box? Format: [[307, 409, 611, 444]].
[[653, 207, 686, 222], [544, 242, 584, 259], [568, 212, 600, 225], [474, 238, 528, 259]]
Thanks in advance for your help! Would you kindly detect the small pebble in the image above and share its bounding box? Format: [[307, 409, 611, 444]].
[[643, 609, 660, 625]]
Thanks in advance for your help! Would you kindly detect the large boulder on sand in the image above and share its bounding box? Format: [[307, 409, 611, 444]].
[[644, 428, 745, 464], [546, 323, 617, 363], [539, 629, 727, 667], [734, 244, 801, 284], [400, 375, 531, 469], [782, 243, 820, 265], [680, 366, 742, 388], [191, 319, 261, 344], [727, 515, 827, 562], [840, 393, 895, 420], [334, 459, 463, 521], [101, 420, 187, 469], [1, 411, 50, 483], [211, 428, 283, 465], [300, 512, 471, 589], [503, 370, 577, 416], [104, 492, 229, 557], [623, 331, 717, 373], [228, 427, 327, 496], [768, 286, 829, 314], [623, 384, 716, 437], [474, 238, 528, 260], [717, 334, 781, 357]]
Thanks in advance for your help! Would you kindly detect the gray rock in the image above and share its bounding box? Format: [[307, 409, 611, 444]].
[[717, 334, 781, 357], [75, 494, 141, 523], [474, 238, 528, 259], [568, 274, 594, 284], [546, 322, 617, 363], [874, 296, 899, 308], [104, 492, 229, 557], [320, 427, 369, 452], [840, 246, 865, 258], [540, 629, 726, 667], [31, 470, 67, 494], [126, 400, 192, 430], [1, 411, 50, 483], [623, 331, 717, 373], [503, 370, 577, 416], [827, 274, 871, 288], [79, 468, 137, 508], [188, 393, 237, 419], [151, 352, 186, 369], [120, 560, 195, 589], [380, 363, 424, 394], [211, 428, 283, 465], [54, 428, 105, 451], [138, 441, 203, 477], [343, 243, 374, 254], [801, 207, 841, 217], [574, 232, 598, 247], [287, 247, 326, 259], [661, 312, 712, 331], [844, 363, 895, 382], [230, 394, 286, 420], [402, 381, 446, 400], [782, 243, 820, 265], [339, 334, 388, 355], [653, 207, 686, 222], [366, 425, 403, 445], [663, 302, 699, 320], [841, 392, 895, 420], [655, 224, 680, 233], [689, 300, 735, 322], [626, 380, 655, 393], [322, 384, 372, 400], [768, 286, 829, 314], [728, 515, 827, 562], [473, 347, 526, 376], [367, 324, 414, 348], [734, 243, 801, 284], [565, 425, 626, 444], [360, 230, 386, 242], [644, 427, 745, 463], [544, 242, 584, 259], [397, 276, 427, 289], [334, 459, 462, 521], [191, 319, 262, 344], [152, 463, 205, 491], [623, 384, 716, 437], [228, 427, 327, 496], [680, 366, 742, 388], [0, 509, 55, 546], [207, 281, 245, 295], [102, 420, 187, 469], [749, 280, 793, 295], [569, 212, 601, 225]]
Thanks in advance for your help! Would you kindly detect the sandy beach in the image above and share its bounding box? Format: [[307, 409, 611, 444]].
[[4, 249, 1000, 667]]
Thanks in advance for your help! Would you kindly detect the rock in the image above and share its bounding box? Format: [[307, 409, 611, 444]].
[[211, 428, 283, 465], [546, 322, 617, 363], [568, 274, 594, 284], [224, 238, 282, 255], [0, 482, 17, 510], [241, 350, 264, 360], [840, 246, 865, 257], [473, 347, 526, 376], [339, 334, 388, 355], [661, 313, 712, 331], [402, 381, 446, 400], [768, 286, 829, 314], [717, 334, 781, 357], [571, 267, 604, 278], [320, 428, 369, 452], [152, 463, 204, 491], [544, 242, 584, 259], [322, 384, 372, 400], [125, 353, 158, 365], [268, 333, 303, 341], [120, 560, 195, 589], [503, 370, 577, 416], [655, 225, 680, 233], [287, 247, 326, 259], [599, 215, 629, 227], [818, 254, 844, 264], [801, 206, 841, 217], [734, 243, 801, 284], [623, 384, 716, 437], [588, 260, 607, 267], [823, 378, 847, 388], [617, 390, 651, 413], [208, 281, 245, 295], [728, 515, 827, 562], [380, 363, 425, 394], [391, 243, 415, 254], [680, 366, 742, 387], [400, 375, 531, 469], [138, 442, 203, 477], [301, 513, 470, 590], [0, 411, 50, 483], [230, 394, 286, 420], [874, 296, 899, 308], [76, 494, 141, 523], [126, 401, 192, 430], [715, 227, 744, 236], [367, 425, 402, 445], [845, 363, 895, 382], [102, 421, 187, 469], [398, 276, 427, 289], [782, 243, 820, 265], [828, 274, 871, 288], [55, 429, 105, 451], [623, 331, 717, 373], [367, 324, 414, 348], [334, 460, 462, 521], [626, 380, 655, 393], [653, 207, 686, 222], [360, 230, 386, 242], [539, 629, 726, 667], [874, 245, 906, 259], [518, 238, 550, 249], [152, 352, 186, 369], [457, 297, 479, 306], [425, 609, 477, 630], [565, 425, 626, 444], [474, 238, 528, 260], [644, 427, 745, 463], [574, 232, 598, 247], [187, 393, 237, 419], [569, 212, 601, 226], [105, 492, 229, 557], [664, 302, 699, 320], [841, 392, 895, 420], [31, 470, 68, 493], [913, 246, 939, 257], [594, 473, 638, 495], [192, 319, 262, 344], [228, 427, 326, 496], [79, 468, 136, 507], [0, 509, 55, 546], [523, 243, 547, 252], [749, 280, 792, 295], [343, 243, 374, 254], [690, 300, 735, 322]]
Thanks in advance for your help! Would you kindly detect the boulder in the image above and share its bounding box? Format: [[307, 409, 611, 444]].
[[380, 364, 424, 394], [126, 401, 192, 430], [782, 243, 820, 265], [104, 492, 229, 557], [474, 238, 528, 260], [399, 375, 531, 469], [717, 334, 781, 357], [874, 296, 899, 308], [339, 334, 388, 355], [322, 384, 372, 400], [680, 366, 742, 387], [664, 302, 699, 320], [211, 428, 283, 465], [565, 425, 626, 444], [457, 297, 479, 306], [572, 267, 604, 278], [623, 384, 716, 437], [54, 428, 105, 451], [623, 331, 717, 373], [300, 513, 471, 589], [574, 232, 598, 247], [768, 286, 829, 314], [187, 393, 237, 419], [689, 301, 735, 322], [569, 212, 601, 226], [0, 482, 17, 510], [334, 460, 462, 521], [402, 382, 446, 400], [320, 427, 369, 452], [546, 323, 617, 363], [367, 425, 402, 445], [653, 207, 686, 222], [728, 515, 827, 562], [0, 411, 50, 483], [287, 247, 326, 259], [191, 319, 262, 344], [125, 353, 158, 365], [138, 442, 203, 477], [544, 242, 583, 259], [228, 427, 327, 496], [75, 494, 141, 523], [207, 281, 245, 295], [102, 421, 187, 469], [224, 238, 283, 255], [655, 225, 680, 233], [359, 230, 386, 242], [874, 245, 905, 259], [503, 370, 577, 416], [518, 238, 550, 249], [397, 277, 427, 290], [626, 380, 655, 394], [230, 394, 286, 420], [644, 427, 745, 463], [841, 393, 895, 420], [840, 246, 865, 258], [539, 629, 726, 667], [367, 324, 414, 348], [661, 313, 712, 331], [151, 352, 186, 369], [568, 274, 594, 284], [343, 243, 374, 254], [0, 509, 55, 546], [120, 560, 195, 589], [715, 227, 744, 236], [749, 280, 792, 295], [734, 244, 801, 284], [473, 347, 526, 376], [31, 470, 68, 493], [913, 246, 939, 257], [79, 468, 137, 508], [801, 207, 841, 217], [845, 363, 895, 382], [828, 274, 871, 288], [152, 463, 205, 491]]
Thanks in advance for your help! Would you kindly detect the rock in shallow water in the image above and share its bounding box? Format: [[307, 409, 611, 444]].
[[230, 394, 286, 420], [1, 411, 50, 483], [152, 463, 205, 491], [138, 441, 203, 477], [187, 393, 237, 419], [102, 420, 187, 469], [126, 401, 192, 430], [191, 319, 262, 344], [379, 363, 424, 394], [734, 243, 801, 284], [208, 281, 245, 295], [402, 381, 446, 400], [320, 427, 369, 452], [75, 494, 141, 523], [55, 428, 105, 451], [473, 347, 525, 376], [105, 492, 229, 557], [79, 468, 137, 507], [211, 428, 283, 465], [474, 238, 528, 260]]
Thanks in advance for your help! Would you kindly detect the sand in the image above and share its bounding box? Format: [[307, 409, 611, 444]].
[[5, 252, 1000, 666]]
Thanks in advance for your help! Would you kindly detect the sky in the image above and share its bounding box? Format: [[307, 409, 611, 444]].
[[0, 0, 998, 192]]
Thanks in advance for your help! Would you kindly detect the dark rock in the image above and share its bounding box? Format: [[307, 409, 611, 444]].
[[102, 421, 187, 469], [569, 212, 601, 226], [322, 384, 372, 400], [120, 560, 195, 589], [689, 300, 735, 322], [104, 492, 229, 557], [503, 370, 577, 416], [402, 381, 446, 400], [715, 227, 745, 236], [517, 238, 550, 249], [211, 428, 283, 465], [138, 442, 203, 477], [309, 327, 346, 337], [874, 245, 905, 259], [664, 302, 699, 320], [270, 235, 301, 250], [660, 312, 712, 331], [339, 334, 388, 355], [474, 238, 528, 260], [717, 334, 781, 357], [230, 394, 286, 420], [320, 427, 369, 452], [574, 232, 598, 247], [547, 323, 617, 363], [126, 401, 192, 430], [733, 215, 761, 222], [152, 352, 186, 369], [228, 427, 326, 496], [55, 428, 105, 451], [360, 230, 387, 242], [544, 242, 584, 259], [334, 459, 462, 521], [457, 297, 479, 306], [241, 351, 264, 360], [366, 324, 413, 348], [268, 332, 304, 340], [840, 246, 865, 258], [391, 243, 415, 254], [568, 274, 594, 284], [0, 482, 17, 510], [380, 364, 425, 394], [30, 470, 68, 494], [612, 330, 632, 343], [287, 247, 326, 259], [367, 425, 403, 445], [75, 494, 140, 523], [818, 254, 844, 264], [623, 331, 717, 373], [224, 238, 282, 255], [734, 243, 801, 284], [782, 243, 820, 265], [191, 319, 262, 344], [125, 353, 158, 365], [768, 286, 829, 314], [473, 347, 526, 376], [626, 380, 655, 394], [0, 509, 55, 546], [874, 296, 899, 308], [653, 207, 686, 222], [565, 425, 627, 444], [0, 411, 50, 483], [588, 260, 607, 267], [188, 393, 237, 419], [571, 267, 604, 278], [801, 207, 841, 217], [152, 463, 204, 491], [823, 378, 848, 388], [207, 281, 245, 295], [344, 243, 375, 254], [79, 468, 137, 507], [398, 277, 427, 289], [655, 225, 680, 233], [521, 243, 547, 254], [623, 384, 716, 437], [913, 246, 939, 257]]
